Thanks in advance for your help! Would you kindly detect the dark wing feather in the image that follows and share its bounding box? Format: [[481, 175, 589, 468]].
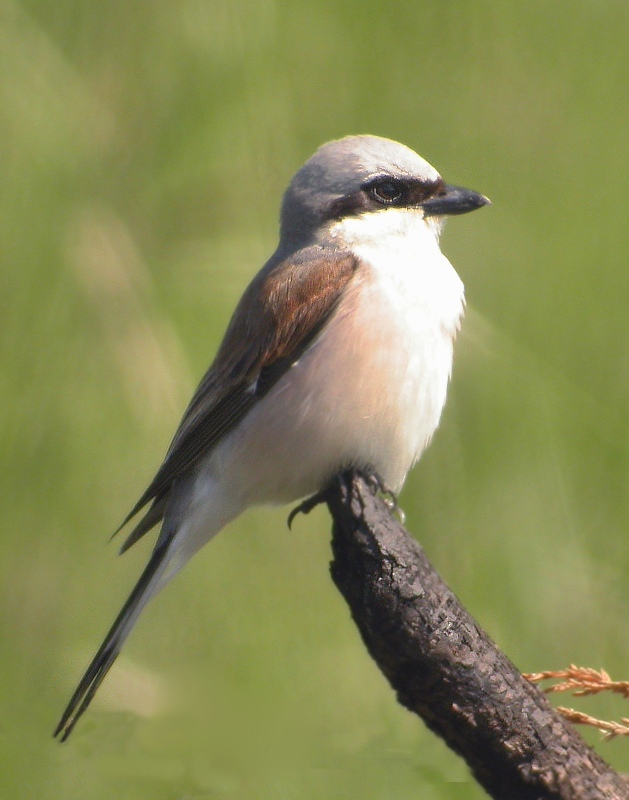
[[115, 249, 359, 548]]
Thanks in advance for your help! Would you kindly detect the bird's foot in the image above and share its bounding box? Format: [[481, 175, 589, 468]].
[[287, 489, 328, 530], [365, 472, 406, 525]]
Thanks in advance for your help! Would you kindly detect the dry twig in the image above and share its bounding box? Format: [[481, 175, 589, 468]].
[[525, 665, 629, 698], [325, 472, 628, 799], [556, 709, 629, 741], [525, 665, 629, 740]]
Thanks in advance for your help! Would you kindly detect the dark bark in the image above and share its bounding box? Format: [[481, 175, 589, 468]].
[[324, 470, 628, 800]]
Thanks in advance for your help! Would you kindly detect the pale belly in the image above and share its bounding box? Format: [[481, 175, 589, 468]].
[[206, 252, 463, 505]]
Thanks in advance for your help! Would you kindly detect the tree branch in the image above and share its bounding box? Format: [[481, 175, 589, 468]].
[[324, 470, 628, 800]]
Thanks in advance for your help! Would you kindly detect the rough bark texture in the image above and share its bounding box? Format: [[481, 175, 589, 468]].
[[325, 470, 628, 800]]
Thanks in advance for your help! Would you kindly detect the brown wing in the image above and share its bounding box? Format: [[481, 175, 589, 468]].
[[116, 248, 359, 550]]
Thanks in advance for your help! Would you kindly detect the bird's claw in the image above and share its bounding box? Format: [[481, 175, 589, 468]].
[[365, 473, 406, 524], [287, 489, 327, 530], [287, 472, 406, 529]]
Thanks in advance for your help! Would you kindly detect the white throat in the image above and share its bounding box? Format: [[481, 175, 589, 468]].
[[327, 207, 464, 337]]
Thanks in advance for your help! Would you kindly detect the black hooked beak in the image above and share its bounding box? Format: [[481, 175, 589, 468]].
[[422, 184, 490, 217]]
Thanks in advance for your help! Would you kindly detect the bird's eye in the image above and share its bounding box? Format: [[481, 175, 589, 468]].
[[369, 179, 407, 205]]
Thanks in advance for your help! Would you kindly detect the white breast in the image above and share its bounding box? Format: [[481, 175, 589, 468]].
[[323, 208, 464, 486], [205, 208, 465, 508]]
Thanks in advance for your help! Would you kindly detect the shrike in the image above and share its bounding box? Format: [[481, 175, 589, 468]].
[[55, 135, 489, 740]]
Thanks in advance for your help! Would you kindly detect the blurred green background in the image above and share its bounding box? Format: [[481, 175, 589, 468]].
[[3, 1, 629, 797]]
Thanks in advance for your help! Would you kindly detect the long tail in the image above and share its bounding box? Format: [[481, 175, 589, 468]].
[[54, 539, 173, 742]]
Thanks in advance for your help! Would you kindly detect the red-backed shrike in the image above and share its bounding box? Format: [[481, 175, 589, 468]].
[[55, 135, 489, 739]]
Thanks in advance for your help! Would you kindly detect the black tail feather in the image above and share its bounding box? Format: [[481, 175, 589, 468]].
[[54, 541, 170, 741], [119, 496, 167, 554]]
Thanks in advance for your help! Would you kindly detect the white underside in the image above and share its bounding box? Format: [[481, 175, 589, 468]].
[[163, 208, 465, 575]]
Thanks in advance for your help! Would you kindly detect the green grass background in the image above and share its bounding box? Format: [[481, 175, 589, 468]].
[[3, 1, 629, 797]]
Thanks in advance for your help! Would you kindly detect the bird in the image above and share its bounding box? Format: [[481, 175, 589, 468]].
[[54, 134, 489, 740]]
